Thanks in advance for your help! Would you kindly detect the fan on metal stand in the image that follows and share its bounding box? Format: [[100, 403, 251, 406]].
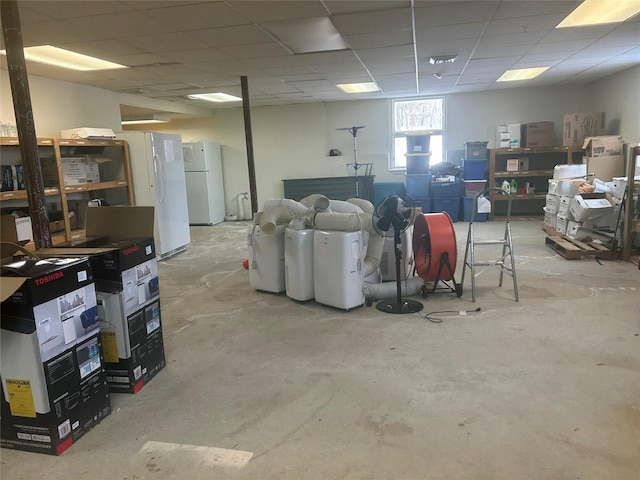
[[373, 195, 424, 314]]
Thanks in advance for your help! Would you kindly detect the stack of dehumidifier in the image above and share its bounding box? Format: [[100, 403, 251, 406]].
[[247, 195, 418, 311]]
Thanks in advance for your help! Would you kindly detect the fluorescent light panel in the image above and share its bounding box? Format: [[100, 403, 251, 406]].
[[497, 67, 549, 82], [0, 45, 127, 71], [121, 115, 170, 125], [188, 93, 242, 103], [262, 17, 348, 54], [557, 0, 640, 28], [336, 82, 380, 93]]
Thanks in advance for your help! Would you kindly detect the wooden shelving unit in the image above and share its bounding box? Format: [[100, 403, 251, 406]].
[[488, 146, 581, 220], [0, 137, 134, 246]]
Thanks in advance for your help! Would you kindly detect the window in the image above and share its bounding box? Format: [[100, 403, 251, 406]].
[[391, 97, 444, 170]]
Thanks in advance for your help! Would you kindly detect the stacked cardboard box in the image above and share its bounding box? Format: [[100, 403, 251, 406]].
[[496, 124, 521, 148], [544, 164, 588, 234], [36, 207, 166, 394], [563, 112, 606, 147], [582, 135, 624, 182]]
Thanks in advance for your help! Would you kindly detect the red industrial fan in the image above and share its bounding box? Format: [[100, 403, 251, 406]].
[[413, 212, 462, 297]]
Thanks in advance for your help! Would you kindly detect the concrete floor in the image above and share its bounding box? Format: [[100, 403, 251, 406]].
[[2, 219, 639, 479]]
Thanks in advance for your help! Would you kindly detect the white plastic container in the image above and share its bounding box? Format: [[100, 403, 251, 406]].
[[284, 228, 315, 301]]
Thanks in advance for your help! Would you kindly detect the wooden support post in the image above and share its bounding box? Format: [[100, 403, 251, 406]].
[[1, 0, 51, 248], [241, 76, 258, 215]]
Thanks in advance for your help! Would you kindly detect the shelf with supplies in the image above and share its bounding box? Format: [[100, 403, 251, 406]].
[[0, 137, 134, 247], [488, 146, 582, 220]]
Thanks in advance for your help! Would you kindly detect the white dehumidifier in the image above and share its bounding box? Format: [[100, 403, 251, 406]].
[[313, 230, 365, 310], [285, 228, 314, 301], [248, 224, 287, 293]]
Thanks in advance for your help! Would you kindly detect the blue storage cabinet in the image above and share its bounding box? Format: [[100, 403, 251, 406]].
[[373, 182, 405, 207], [431, 197, 460, 222], [462, 196, 488, 222]]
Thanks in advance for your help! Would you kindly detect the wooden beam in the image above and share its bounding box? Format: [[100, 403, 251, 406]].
[[241, 76, 258, 215], [1, 0, 51, 248]]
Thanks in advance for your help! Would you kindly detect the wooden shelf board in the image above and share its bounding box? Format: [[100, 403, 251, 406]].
[[492, 194, 547, 201], [63, 180, 128, 193], [1, 187, 60, 200], [494, 170, 554, 178]]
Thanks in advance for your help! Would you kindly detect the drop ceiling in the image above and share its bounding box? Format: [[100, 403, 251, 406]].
[[2, 0, 639, 116]]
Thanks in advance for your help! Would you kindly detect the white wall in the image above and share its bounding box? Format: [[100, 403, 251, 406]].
[[1, 71, 122, 135], [591, 64, 640, 145], [3, 65, 638, 216]]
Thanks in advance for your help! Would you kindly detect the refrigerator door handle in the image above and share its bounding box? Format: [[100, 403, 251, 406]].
[[153, 154, 165, 204]]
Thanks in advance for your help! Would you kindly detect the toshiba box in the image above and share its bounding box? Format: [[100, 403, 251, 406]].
[[37, 207, 166, 394], [1, 257, 111, 455]]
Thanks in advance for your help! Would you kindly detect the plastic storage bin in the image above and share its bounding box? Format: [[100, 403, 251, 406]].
[[405, 131, 432, 154], [373, 182, 406, 207], [431, 197, 460, 222], [462, 158, 488, 180], [405, 174, 431, 199], [462, 196, 488, 222], [462, 179, 487, 197], [430, 178, 461, 198], [464, 141, 488, 159], [406, 154, 430, 174]]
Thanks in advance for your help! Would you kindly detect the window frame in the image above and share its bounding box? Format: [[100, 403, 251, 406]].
[[389, 96, 445, 172]]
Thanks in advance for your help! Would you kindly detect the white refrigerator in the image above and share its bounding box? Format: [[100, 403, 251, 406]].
[[182, 141, 225, 225], [117, 132, 191, 259]]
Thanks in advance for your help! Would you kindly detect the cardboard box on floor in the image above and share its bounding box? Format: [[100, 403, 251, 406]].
[[35, 206, 166, 394], [1, 256, 111, 455]]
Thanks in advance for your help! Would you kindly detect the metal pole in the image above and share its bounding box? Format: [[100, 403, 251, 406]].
[[240, 76, 258, 216], [1, 0, 51, 248]]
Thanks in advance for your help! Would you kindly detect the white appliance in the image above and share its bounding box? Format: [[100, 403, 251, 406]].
[[182, 141, 225, 225], [248, 224, 286, 293], [313, 230, 365, 311], [285, 228, 314, 301], [118, 132, 190, 259]]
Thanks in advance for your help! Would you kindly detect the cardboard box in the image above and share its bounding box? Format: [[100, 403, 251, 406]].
[[36, 207, 165, 394], [563, 112, 606, 147], [557, 196, 574, 219], [545, 194, 559, 213], [543, 207, 557, 229], [1, 214, 33, 242], [521, 122, 555, 147], [582, 135, 623, 158], [569, 193, 615, 222], [1, 257, 111, 455], [42, 157, 101, 186], [585, 155, 624, 182], [556, 214, 568, 235]]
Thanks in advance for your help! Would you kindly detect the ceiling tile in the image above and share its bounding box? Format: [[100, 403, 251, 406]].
[[217, 43, 290, 59], [540, 24, 618, 43], [20, 21, 112, 45], [325, 1, 411, 15], [109, 53, 173, 67], [286, 79, 338, 92], [141, 3, 250, 30], [67, 11, 176, 38], [59, 40, 145, 58], [189, 25, 273, 47], [482, 14, 566, 36], [472, 44, 533, 59], [310, 62, 368, 74], [331, 8, 412, 35], [413, 1, 497, 28], [528, 40, 594, 54], [345, 30, 414, 50], [159, 48, 231, 64], [123, 32, 209, 53], [226, 1, 328, 23], [20, 1, 133, 20], [297, 50, 360, 65], [355, 44, 415, 62]]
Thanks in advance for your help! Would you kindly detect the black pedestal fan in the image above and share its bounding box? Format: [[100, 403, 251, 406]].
[[373, 195, 424, 314]]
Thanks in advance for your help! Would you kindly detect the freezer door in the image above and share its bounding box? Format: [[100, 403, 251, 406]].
[[185, 171, 213, 224], [149, 133, 191, 256], [183, 141, 207, 172]]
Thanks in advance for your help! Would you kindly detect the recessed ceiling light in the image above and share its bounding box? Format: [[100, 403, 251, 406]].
[[557, 0, 640, 28], [187, 93, 242, 103], [262, 17, 348, 54], [121, 114, 170, 125], [497, 67, 550, 82], [429, 55, 457, 65], [336, 82, 380, 94], [0, 45, 128, 71]]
